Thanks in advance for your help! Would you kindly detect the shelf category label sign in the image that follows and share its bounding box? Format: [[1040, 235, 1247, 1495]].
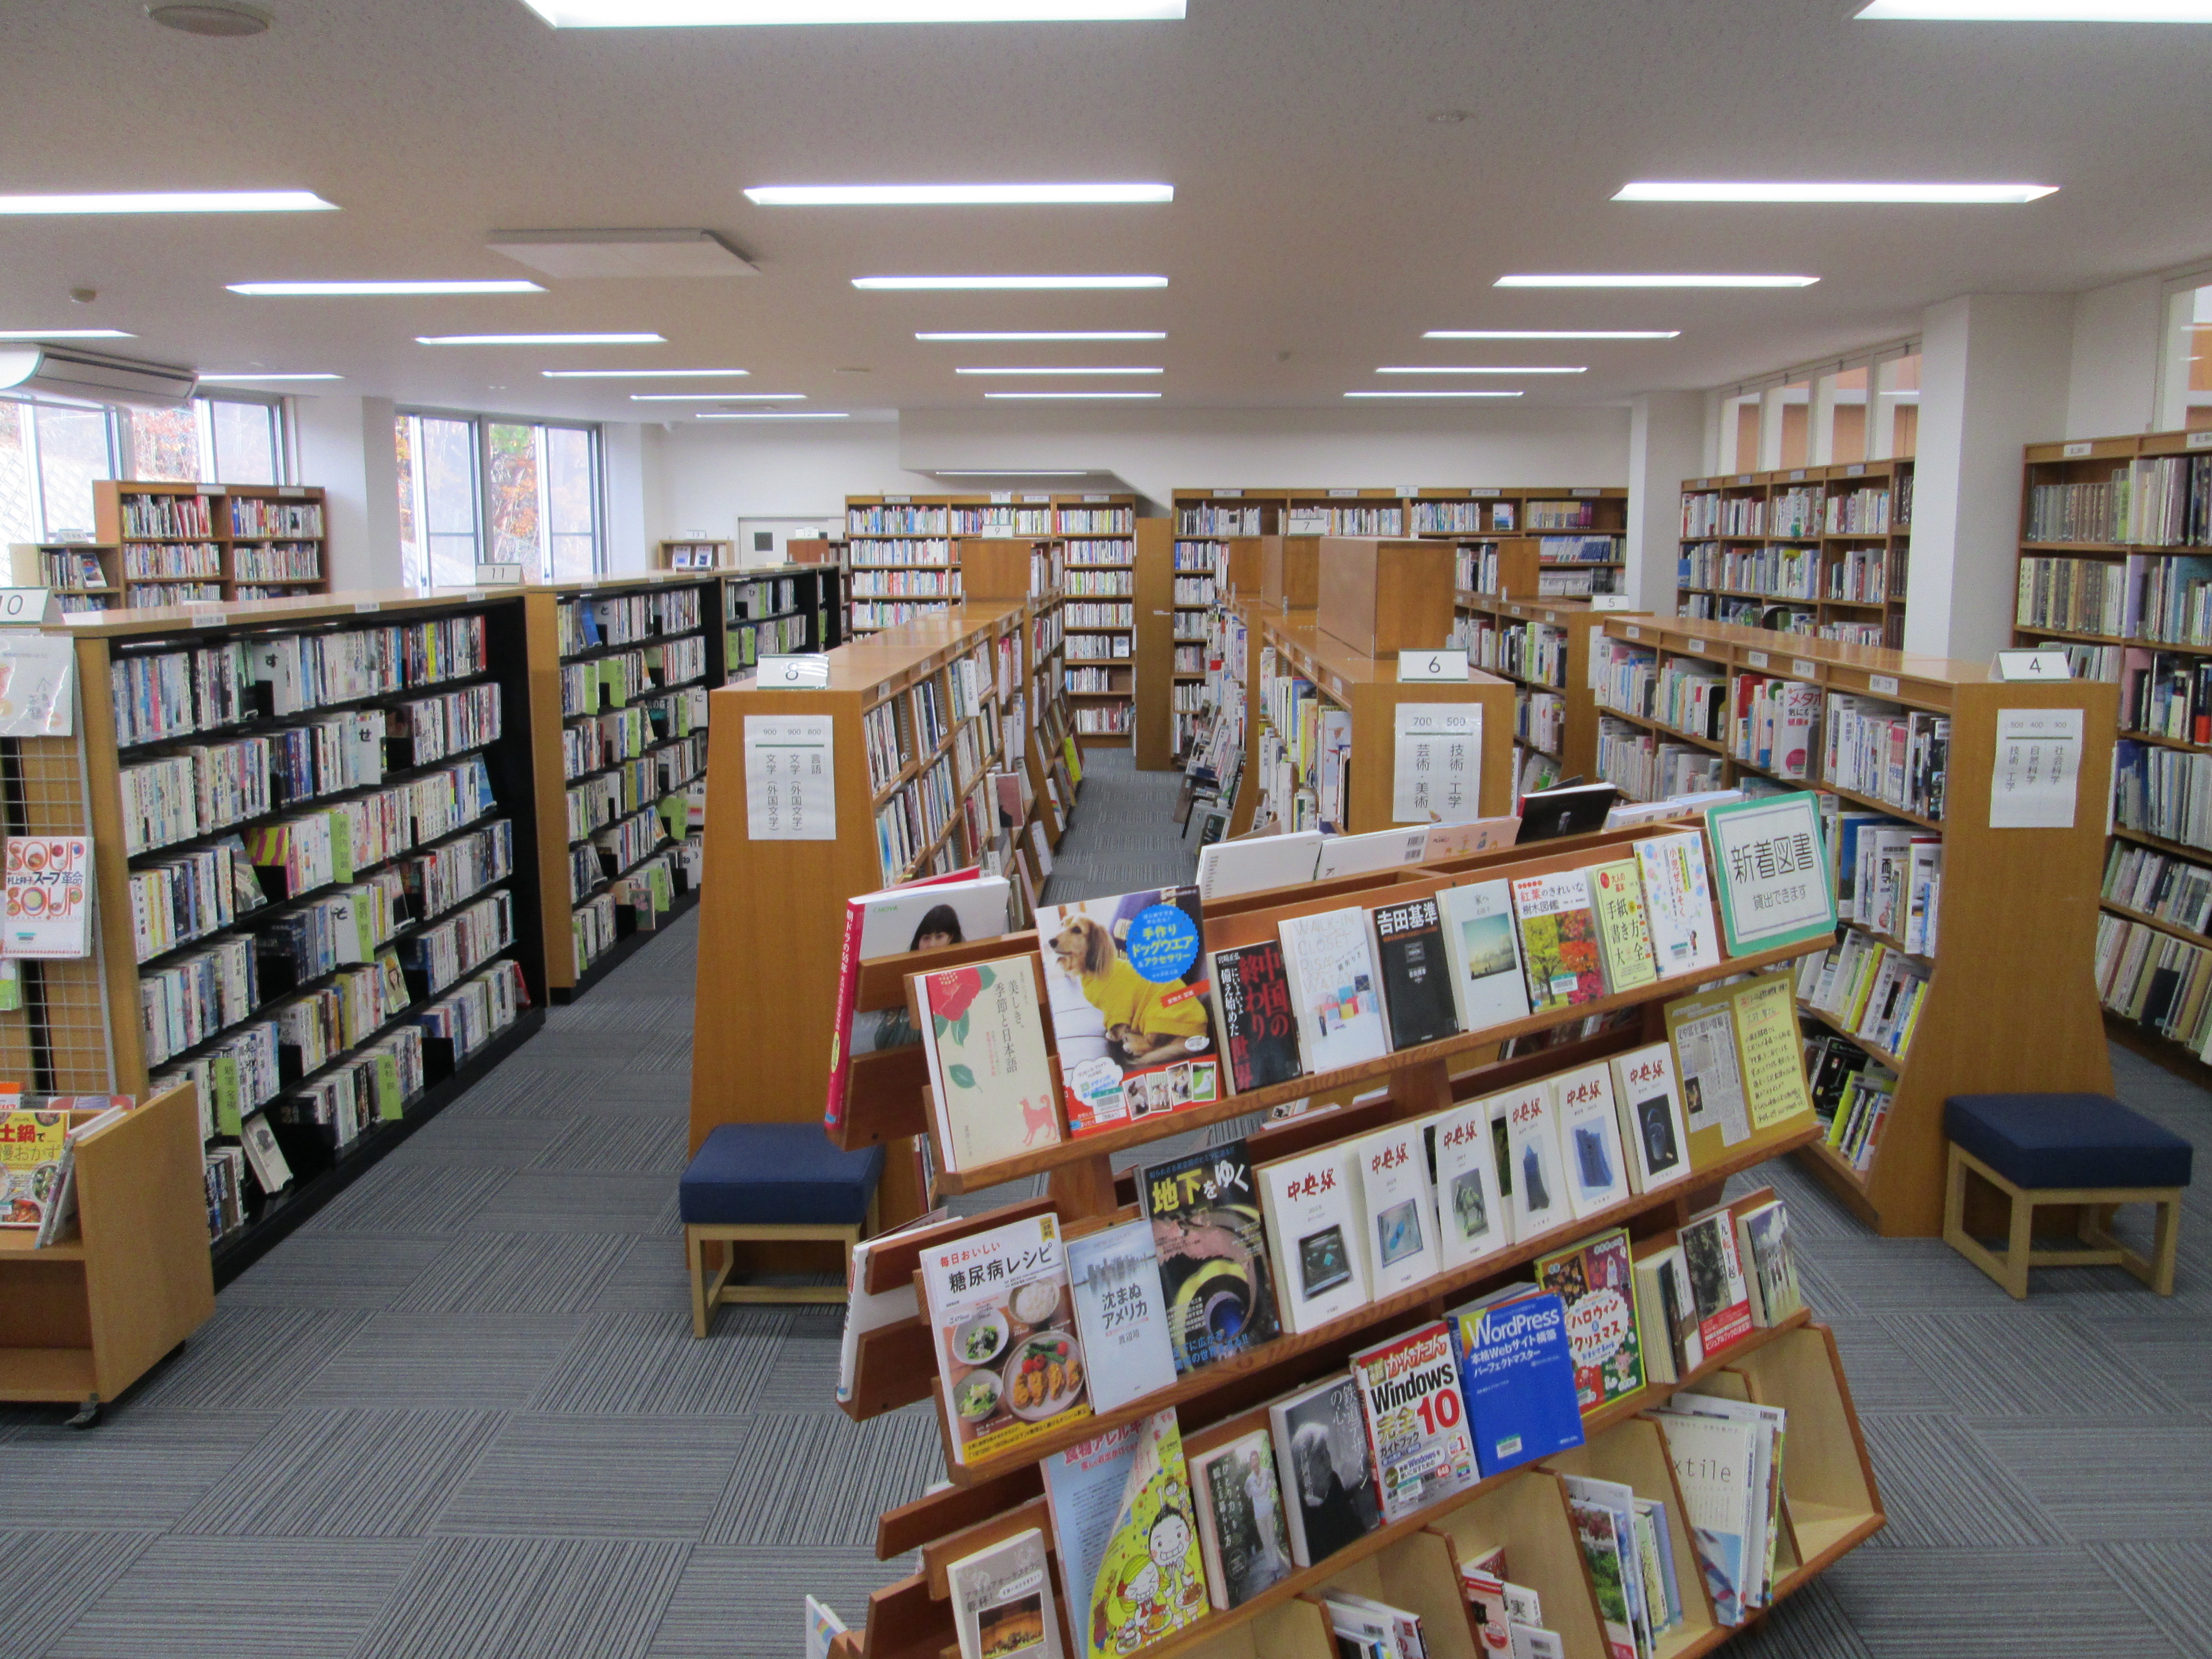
[[1704, 793, 1839, 955], [1990, 707, 2083, 830], [1392, 702, 1482, 825], [744, 713, 836, 842]]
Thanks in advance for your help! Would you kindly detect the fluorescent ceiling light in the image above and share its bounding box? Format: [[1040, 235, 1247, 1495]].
[[855, 274, 1166, 290], [0, 191, 335, 215], [983, 391, 1160, 399], [521, 0, 1182, 23], [232, 280, 544, 296], [631, 392, 805, 401], [918, 330, 1166, 341], [1496, 274, 1818, 288], [1857, 0, 2212, 16], [935, 469, 1095, 475], [955, 366, 1162, 376], [1615, 180, 2056, 203], [542, 368, 747, 378], [418, 332, 664, 345], [197, 372, 341, 382], [696, 411, 851, 420], [746, 183, 1171, 205], [1376, 365, 1587, 375], [0, 329, 135, 340], [1426, 329, 1680, 339], [1345, 390, 1524, 399]]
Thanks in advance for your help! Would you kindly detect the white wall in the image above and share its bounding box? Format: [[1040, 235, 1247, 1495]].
[[2066, 274, 2164, 440], [290, 393, 399, 590], [1625, 393, 1705, 610], [600, 421, 650, 574], [650, 419, 942, 542]]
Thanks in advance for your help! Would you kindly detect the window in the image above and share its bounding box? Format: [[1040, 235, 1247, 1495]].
[[0, 392, 288, 541], [1715, 340, 1919, 474], [396, 411, 603, 588], [35, 404, 114, 540], [1874, 353, 1920, 459]]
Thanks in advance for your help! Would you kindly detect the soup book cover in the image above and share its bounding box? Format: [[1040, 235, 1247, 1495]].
[[922, 1213, 1093, 1467], [1139, 1140, 1280, 1370], [1036, 886, 1220, 1137]]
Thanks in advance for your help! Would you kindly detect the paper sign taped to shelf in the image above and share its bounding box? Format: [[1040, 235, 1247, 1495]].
[[2, 835, 91, 958], [758, 654, 831, 689], [1392, 702, 1482, 825], [744, 714, 835, 841], [0, 633, 74, 736], [473, 563, 525, 586], [1397, 649, 1469, 682], [2190, 430, 2212, 450], [1992, 649, 2071, 682], [1990, 706, 2083, 830]]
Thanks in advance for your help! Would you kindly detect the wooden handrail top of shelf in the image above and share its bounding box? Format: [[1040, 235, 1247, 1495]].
[[1599, 615, 1990, 688], [62, 586, 519, 638], [718, 602, 1024, 702], [1256, 613, 1512, 697]]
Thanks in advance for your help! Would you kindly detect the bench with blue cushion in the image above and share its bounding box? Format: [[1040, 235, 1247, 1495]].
[[682, 1123, 885, 1335], [1943, 1092, 2192, 1298]]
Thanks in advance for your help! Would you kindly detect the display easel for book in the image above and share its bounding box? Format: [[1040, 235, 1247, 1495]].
[[829, 824, 1883, 1659], [2008, 429, 2212, 1086], [95, 480, 333, 606], [1593, 614, 2117, 1236], [1676, 463, 1913, 648]]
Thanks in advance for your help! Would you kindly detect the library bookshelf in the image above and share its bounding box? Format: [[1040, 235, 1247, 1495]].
[[961, 536, 1081, 852], [0, 1082, 213, 1414], [1677, 462, 1913, 648], [829, 825, 1882, 1659], [11, 542, 122, 614], [690, 600, 1046, 1244], [66, 587, 551, 1282], [1592, 614, 2117, 1236], [2009, 427, 2212, 1085], [95, 480, 331, 607], [1453, 593, 1652, 795], [655, 538, 733, 571]]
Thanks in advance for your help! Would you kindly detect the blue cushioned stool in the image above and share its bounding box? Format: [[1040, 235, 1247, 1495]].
[[682, 1124, 885, 1335], [1943, 1093, 2192, 1298]]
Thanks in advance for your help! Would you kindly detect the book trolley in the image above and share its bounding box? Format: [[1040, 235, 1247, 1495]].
[[95, 480, 333, 608], [2008, 427, 2212, 1086], [825, 822, 1885, 1659], [1590, 615, 2118, 1236], [1676, 464, 1913, 647]]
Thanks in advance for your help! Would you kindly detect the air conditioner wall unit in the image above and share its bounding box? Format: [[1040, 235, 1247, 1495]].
[[0, 347, 199, 409]]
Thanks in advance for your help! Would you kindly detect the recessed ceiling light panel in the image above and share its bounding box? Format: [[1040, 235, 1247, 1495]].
[[854, 274, 1166, 289], [0, 329, 136, 340], [630, 392, 805, 401], [746, 183, 1171, 205], [955, 366, 1163, 375], [542, 368, 748, 378], [234, 280, 542, 296], [1375, 365, 1587, 374], [1858, 0, 2212, 16], [696, 411, 852, 419], [1614, 180, 2056, 202], [1424, 330, 1680, 339], [489, 228, 757, 277], [197, 372, 342, 382], [983, 391, 1161, 399], [917, 330, 1166, 341], [3, 191, 333, 215], [418, 332, 663, 345], [1345, 390, 1524, 398], [1495, 274, 1818, 288], [521, 0, 1183, 23]]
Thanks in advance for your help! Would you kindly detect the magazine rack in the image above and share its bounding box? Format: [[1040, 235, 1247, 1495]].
[[831, 823, 1885, 1659]]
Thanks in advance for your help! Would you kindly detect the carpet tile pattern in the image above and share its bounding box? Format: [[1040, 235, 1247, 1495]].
[[0, 749, 2207, 1657]]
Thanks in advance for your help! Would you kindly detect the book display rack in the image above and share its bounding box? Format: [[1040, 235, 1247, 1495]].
[[828, 823, 1883, 1659], [1676, 463, 1913, 648], [66, 588, 551, 1281], [527, 573, 729, 1001], [656, 538, 733, 571], [10, 542, 123, 614], [95, 481, 332, 607], [2008, 428, 2212, 1084], [1452, 595, 1652, 800], [1590, 614, 2117, 1235]]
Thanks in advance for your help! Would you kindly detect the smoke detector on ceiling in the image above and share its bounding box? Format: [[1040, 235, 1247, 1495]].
[[488, 229, 759, 279], [146, 2, 272, 36]]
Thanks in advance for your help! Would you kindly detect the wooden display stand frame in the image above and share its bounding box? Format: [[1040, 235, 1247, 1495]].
[[1594, 614, 2118, 1236], [0, 1083, 215, 1417], [1317, 537, 1458, 659], [95, 480, 333, 604], [655, 538, 735, 571], [1676, 462, 1913, 647], [831, 826, 1883, 1659]]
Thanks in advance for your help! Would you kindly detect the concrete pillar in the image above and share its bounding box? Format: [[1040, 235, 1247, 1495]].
[[1626, 392, 1704, 614], [290, 394, 400, 590]]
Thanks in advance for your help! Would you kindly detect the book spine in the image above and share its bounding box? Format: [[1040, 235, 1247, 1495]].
[[824, 898, 865, 1129]]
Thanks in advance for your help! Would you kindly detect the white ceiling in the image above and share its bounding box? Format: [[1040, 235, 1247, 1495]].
[[6, 0, 2212, 426]]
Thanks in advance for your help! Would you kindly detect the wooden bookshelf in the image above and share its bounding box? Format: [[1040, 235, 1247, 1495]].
[[95, 481, 331, 607], [11, 542, 121, 615], [1676, 462, 1913, 648], [0, 1083, 214, 1417], [1162, 532, 1243, 764], [1454, 593, 1652, 793], [655, 538, 733, 571], [2009, 427, 2212, 1085], [65, 586, 550, 1282], [832, 824, 1882, 1659], [1134, 520, 1178, 769], [722, 562, 845, 672], [1593, 614, 2117, 1235], [688, 601, 1040, 1247]]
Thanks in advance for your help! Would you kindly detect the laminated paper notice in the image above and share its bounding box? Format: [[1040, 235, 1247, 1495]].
[[1670, 994, 1751, 1148], [1392, 703, 1482, 825], [744, 714, 835, 841], [1990, 707, 2083, 830], [1731, 976, 1815, 1131]]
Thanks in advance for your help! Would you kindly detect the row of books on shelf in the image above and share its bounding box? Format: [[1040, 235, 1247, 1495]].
[[846, 507, 1132, 535], [2112, 740, 2212, 851], [232, 544, 320, 583], [558, 638, 706, 718], [852, 570, 961, 598], [1172, 577, 1214, 605], [2028, 455, 2212, 546], [1538, 535, 1619, 565], [565, 740, 702, 841], [563, 690, 705, 781], [853, 599, 955, 632], [1597, 719, 1726, 804], [1171, 541, 1218, 571], [1515, 690, 1565, 757], [2102, 839, 2212, 934], [110, 493, 324, 540], [1067, 635, 1132, 662], [556, 589, 704, 656], [1792, 931, 1927, 1062], [1803, 1034, 1898, 1174], [2096, 903, 2212, 1058], [110, 616, 491, 745], [1067, 603, 1135, 629], [727, 575, 804, 620], [850, 538, 955, 567], [863, 1181, 1804, 1657], [1073, 706, 1133, 735], [1065, 539, 1133, 565], [1418, 498, 1523, 533], [123, 541, 221, 579], [1177, 506, 1267, 535], [1462, 615, 1570, 691], [2017, 551, 2212, 648], [727, 614, 815, 667], [1536, 570, 1615, 598], [1067, 571, 1133, 598], [1680, 544, 1818, 601]]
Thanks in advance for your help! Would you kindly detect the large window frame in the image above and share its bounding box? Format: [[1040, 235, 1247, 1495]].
[[396, 408, 605, 589], [0, 390, 290, 543], [1714, 338, 1920, 474]]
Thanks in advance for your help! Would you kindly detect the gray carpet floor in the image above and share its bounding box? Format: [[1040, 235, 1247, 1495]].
[[2, 747, 2207, 1659]]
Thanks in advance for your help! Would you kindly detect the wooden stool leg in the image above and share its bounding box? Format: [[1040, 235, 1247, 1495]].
[[687, 1227, 709, 1338], [2004, 1184, 2035, 1300], [1943, 1145, 1968, 1250], [2150, 1197, 2181, 1297]]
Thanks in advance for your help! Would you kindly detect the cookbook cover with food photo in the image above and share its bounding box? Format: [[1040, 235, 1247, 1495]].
[[922, 1212, 1095, 1467]]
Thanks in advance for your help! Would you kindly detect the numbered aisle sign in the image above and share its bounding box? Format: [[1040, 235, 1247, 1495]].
[[1703, 793, 1838, 956], [758, 654, 831, 689], [743, 714, 836, 842], [1397, 649, 1470, 683], [1392, 703, 1482, 825]]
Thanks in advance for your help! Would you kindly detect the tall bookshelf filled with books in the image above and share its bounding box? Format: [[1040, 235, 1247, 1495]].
[[72, 589, 548, 1279], [2009, 427, 2212, 1083], [530, 574, 724, 999], [1676, 463, 1913, 647], [11, 541, 122, 613], [1454, 595, 1651, 801], [827, 815, 1883, 1659], [95, 481, 332, 607], [1058, 495, 1139, 747], [1587, 613, 2116, 1235], [723, 562, 845, 673]]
